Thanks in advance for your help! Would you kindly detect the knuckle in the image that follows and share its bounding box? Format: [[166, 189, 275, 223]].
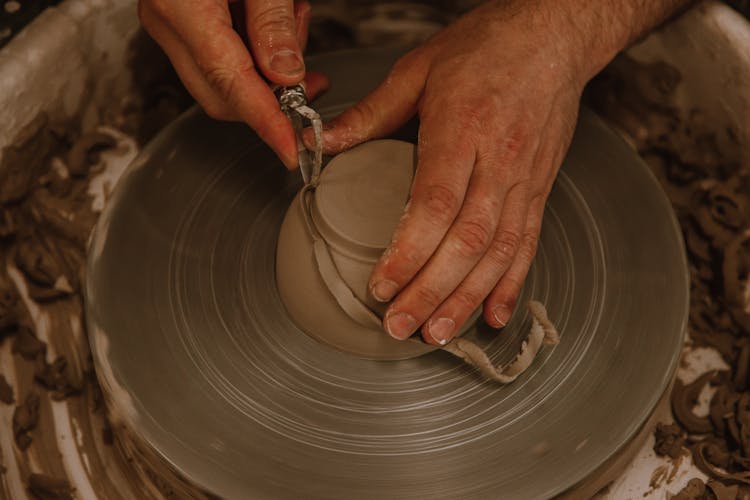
[[387, 241, 421, 271], [252, 6, 295, 35], [453, 217, 494, 259], [349, 102, 376, 135], [204, 66, 239, 100], [488, 229, 522, 267], [446, 102, 484, 133], [414, 286, 442, 310], [420, 183, 461, 225], [453, 126, 479, 157], [517, 231, 539, 263], [453, 288, 483, 311], [501, 126, 528, 161]]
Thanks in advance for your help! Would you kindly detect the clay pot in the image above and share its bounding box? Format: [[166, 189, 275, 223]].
[[276, 139, 471, 360]]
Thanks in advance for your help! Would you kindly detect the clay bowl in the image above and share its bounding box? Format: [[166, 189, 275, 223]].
[[276, 139, 474, 360]]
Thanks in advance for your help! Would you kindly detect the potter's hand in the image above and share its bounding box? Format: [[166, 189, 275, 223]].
[[319, 0, 690, 345], [138, 0, 328, 168]]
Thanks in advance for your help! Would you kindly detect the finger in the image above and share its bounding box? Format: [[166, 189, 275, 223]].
[[245, 0, 305, 85], [152, 0, 298, 166], [373, 121, 477, 341], [371, 113, 477, 301], [483, 193, 546, 326], [319, 52, 430, 154], [294, 0, 312, 52], [387, 155, 512, 344], [481, 105, 577, 326], [139, 3, 237, 121], [420, 180, 531, 345], [295, 2, 328, 102]]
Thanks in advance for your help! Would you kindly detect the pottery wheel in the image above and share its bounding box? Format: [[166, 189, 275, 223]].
[[86, 48, 689, 499]]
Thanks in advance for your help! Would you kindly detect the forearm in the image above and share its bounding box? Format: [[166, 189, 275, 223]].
[[565, 0, 696, 81], [472, 0, 694, 90]]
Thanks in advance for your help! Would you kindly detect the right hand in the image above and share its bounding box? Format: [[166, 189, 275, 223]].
[[138, 0, 329, 168]]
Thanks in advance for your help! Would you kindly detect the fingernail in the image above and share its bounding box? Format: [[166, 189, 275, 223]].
[[371, 280, 399, 302], [492, 304, 511, 328], [270, 49, 304, 77], [384, 311, 416, 340], [427, 318, 455, 346]]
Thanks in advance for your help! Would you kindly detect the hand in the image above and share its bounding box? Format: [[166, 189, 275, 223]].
[[319, 1, 603, 346], [138, 0, 329, 168]]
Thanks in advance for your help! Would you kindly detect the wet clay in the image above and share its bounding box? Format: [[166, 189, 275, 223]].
[[277, 139, 559, 378]]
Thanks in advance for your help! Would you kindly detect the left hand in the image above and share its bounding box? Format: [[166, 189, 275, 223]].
[[317, 1, 597, 346], [138, 0, 329, 168]]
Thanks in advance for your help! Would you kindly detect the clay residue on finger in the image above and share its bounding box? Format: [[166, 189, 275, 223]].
[[442, 300, 560, 384]]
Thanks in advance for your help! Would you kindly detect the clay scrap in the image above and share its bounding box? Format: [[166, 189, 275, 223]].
[[27, 473, 74, 500], [588, 54, 750, 496], [672, 477, 740, 500], [0, 374, 13, 404], [442, 300, 559, 383], [12, 392, 39, 451]]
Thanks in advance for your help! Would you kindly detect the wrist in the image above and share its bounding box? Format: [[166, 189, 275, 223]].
[[555, 0, 694, 86]]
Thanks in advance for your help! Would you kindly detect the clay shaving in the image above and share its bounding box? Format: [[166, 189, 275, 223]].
[[0, 374, 13, 404], [587, 54, 750, 497], [442, 301, 559, 383], [27, 473, 74, 500], [672, 477, 740, 500], [13, 392, 39, 451]]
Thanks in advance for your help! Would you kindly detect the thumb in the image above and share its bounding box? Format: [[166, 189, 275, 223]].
[[315, 53, 428, 155], [245, 0, 305, 85]]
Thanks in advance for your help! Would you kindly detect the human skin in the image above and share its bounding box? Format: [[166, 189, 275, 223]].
[[318, 0, 693, 346], [139, 0, 692, 346], [137, 0, 329, 168]]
